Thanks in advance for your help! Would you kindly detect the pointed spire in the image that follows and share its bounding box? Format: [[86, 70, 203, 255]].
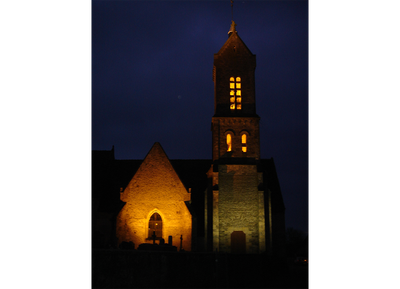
[[228, 20, 237, 36]]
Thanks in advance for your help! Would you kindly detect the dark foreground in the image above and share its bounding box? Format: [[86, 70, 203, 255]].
[[92, 249, 308, 288]]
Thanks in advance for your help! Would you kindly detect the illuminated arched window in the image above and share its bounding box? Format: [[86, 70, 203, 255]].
[[227, 133, 232, 152], [241, 134, 247, 153], [148, 212, 162, 239], [230, 77, 241, 110]]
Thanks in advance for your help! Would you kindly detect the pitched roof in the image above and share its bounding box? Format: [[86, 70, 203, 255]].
[[170, 159, 212, 191], [214, 23, 255, 60], [92, 148, 284, 213], [92, 148, 212, 213], [92, 149, 117, 212]]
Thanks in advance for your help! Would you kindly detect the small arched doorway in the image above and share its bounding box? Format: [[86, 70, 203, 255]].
[[231, 231, 246, 253], [148, 212, 163, 239]]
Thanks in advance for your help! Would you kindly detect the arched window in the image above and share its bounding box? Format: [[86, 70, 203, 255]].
[[148, 212, 162, 239], [227, 133, 232, 152], [241, 134, 247, 153], [230, 77, 241, 110]]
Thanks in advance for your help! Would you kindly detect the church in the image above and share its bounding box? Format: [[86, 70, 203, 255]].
[[92, 21, 286, 255]]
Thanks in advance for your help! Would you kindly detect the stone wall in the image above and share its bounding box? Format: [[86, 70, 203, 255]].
[[214, 164, 265, 253]]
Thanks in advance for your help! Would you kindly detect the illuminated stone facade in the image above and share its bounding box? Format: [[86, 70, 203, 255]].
[[207, 164, 265, 253], [116, 143, 192, 250]]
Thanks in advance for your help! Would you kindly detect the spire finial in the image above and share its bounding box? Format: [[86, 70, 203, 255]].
[[228, 1, 236, 36], [228, 20, 237, 35], [231, 0, 234, 21]]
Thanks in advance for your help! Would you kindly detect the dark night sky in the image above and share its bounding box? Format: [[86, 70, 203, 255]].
[[92, 0, 309, 234]]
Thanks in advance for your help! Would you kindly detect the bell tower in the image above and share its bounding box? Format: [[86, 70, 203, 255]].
[[212, 21, 260, 161], [207, 21, 266, 254]]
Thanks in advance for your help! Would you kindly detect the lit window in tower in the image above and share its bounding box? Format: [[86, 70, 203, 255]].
[[230, 77, 242, 110], [227, 133, 232, 152], [230, 77, 235, 110], [242, 134, 247, 152]]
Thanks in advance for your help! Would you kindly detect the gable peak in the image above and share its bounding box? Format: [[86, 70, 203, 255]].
[[144, 142, 169, 161], [120, 142, 191, 204]]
